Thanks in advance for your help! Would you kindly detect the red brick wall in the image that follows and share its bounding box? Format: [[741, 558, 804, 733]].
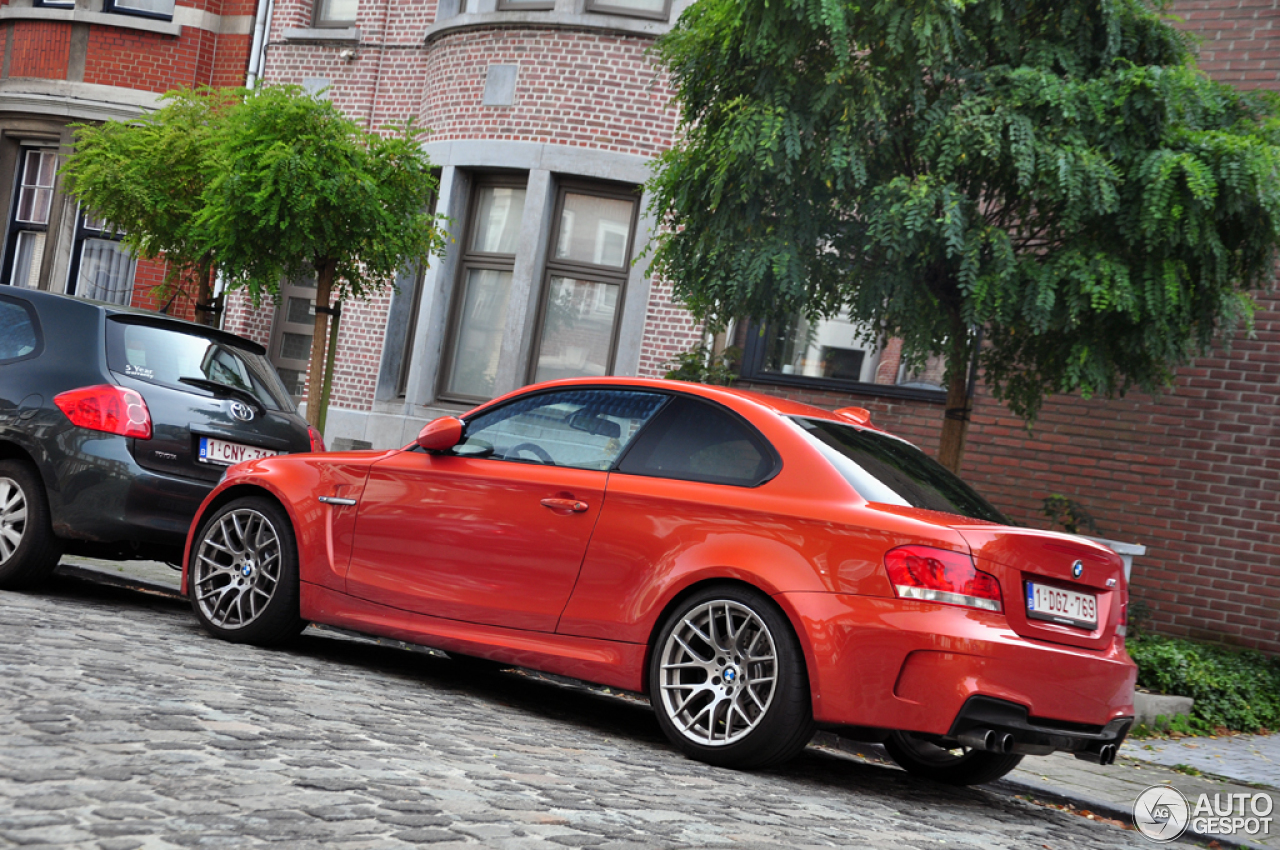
[[127, 258, 198, 322], [636, 278, 705, 379], [1174, 0, 1280, 91], [9, 21, 70, 79], [419, 28, 675, 156], [83, 28, 216, 93]]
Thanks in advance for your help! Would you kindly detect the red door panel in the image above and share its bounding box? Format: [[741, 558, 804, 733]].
[[344, 451, 606, 632]]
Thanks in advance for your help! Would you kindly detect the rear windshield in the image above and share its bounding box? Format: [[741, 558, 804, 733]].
[[106, 320, 293, 412], [792, 417, 1008, 523]]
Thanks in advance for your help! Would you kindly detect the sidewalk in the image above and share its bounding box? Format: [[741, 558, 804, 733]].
[[55, 555, 1280, 848]]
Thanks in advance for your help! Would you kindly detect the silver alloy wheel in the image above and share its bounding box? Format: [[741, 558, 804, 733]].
[[657, 599, 778, 746], [193, 508, 284, 630], [0, 476, 27, 565]]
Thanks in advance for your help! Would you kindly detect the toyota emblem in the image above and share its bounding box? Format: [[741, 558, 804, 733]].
[[1071, 560, 1084, 579], [229, 401, 255, 422]]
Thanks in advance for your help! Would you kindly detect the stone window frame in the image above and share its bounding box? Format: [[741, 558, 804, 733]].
[[102, 0, 176, 22], [312, 0, 357, 29], [584, 0, 671, 22], [437, 173, 531, 405]]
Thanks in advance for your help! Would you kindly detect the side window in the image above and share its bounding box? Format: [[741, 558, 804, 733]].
[[616, 396, 778, 487], [0, 298, 40, 362], [456, 389, 667, 471]]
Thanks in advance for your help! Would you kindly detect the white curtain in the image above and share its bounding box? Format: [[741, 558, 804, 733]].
[[78, 239, 136, 306]]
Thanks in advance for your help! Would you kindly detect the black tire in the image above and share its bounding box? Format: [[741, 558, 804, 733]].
[[883, 730, 1024, 785], [649, 584, 814, 769], [0, 459, 63, 590], [188, 496, 305, 646]]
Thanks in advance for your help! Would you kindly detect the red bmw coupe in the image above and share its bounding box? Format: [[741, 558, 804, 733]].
[[182, 377, 1136, 784]]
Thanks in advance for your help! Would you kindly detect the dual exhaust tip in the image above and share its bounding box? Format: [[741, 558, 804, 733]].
[[957, 728, 1017, 754], [957, 728, 1118, 765], [1075, 743, 1119, 765]]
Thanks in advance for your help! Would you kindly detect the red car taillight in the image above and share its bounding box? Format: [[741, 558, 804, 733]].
[[1118, 585, 1129, 638], [54, 385, 152, 440], [308, 426, 326, 453], [884, 545, 1002, 612]]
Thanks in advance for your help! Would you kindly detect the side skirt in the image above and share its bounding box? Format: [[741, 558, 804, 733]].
[[299, 581, 647, 693]]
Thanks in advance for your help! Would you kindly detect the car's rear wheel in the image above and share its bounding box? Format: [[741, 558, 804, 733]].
[[883, 730, 1023, 785], [0, 460, 62, 590], [189, 497, 305, 645], [650, 585, 814, 769]]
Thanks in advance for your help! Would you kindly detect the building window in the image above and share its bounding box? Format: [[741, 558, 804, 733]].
[[3, 148, 58, 289], [66, 210, 137, 306], [586, 0, 671, 20], [740, 313, 948, 398], [103, 0, 176, 19], [269, 276, 318, 400], [439, 178, 528, 402], [34, 0, 74, 9], [313, 0, 357, 26], [528, 184, 638, 384]]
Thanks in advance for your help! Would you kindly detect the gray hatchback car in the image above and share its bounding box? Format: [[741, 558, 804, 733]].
[[0, 288, 320, 588]]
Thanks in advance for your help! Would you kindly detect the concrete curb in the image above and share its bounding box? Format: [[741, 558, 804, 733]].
[[55, 562, 185, 602]]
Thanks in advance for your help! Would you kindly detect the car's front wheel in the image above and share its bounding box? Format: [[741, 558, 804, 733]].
[[189, 496, 305, 645], [650, 585, 814, 769], [0, 459, 62, 590], [883, 730, 1024, 785]]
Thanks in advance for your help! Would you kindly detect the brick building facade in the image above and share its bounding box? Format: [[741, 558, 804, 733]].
[[0, 0, 262, 318]]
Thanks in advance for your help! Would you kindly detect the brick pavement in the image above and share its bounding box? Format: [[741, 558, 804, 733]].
[[32, 556, 1277, 849]]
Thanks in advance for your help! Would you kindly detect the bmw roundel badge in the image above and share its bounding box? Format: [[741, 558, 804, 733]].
[[1072, 560, 1084, 579]]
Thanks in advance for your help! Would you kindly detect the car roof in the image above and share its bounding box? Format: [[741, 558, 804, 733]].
[[8, 287, 267, 356], [491, 376, 863, 426]]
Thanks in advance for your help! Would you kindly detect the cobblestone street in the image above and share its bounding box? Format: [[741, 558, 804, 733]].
[[0, 574, 1149, 849]]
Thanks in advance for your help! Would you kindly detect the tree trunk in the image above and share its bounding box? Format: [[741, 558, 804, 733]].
[[317, 300, 341, 436], [305, 260, 336, 430], [195, 259, 215, 326], [936, 323, 973, 474]]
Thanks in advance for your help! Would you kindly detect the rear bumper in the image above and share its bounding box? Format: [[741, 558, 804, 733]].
[[948, 695, 1133, 762], [776, 591, 1136, 749], [47, 434, 212, 548]]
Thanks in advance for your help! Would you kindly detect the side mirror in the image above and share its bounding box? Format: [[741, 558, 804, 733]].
[[416, 416, 464, 453]]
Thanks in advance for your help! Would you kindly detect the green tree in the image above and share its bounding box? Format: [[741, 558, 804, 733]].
[[649, 0, 1280, 471], [199, 84, 445, 431], [62, 87, 239, 324]]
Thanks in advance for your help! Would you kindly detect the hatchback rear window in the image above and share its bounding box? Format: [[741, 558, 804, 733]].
[[793, 417, 1007, 522], [106, 319, 292, 411]]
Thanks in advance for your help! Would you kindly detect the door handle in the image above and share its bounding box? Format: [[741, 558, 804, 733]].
[[540, 498, 588, 513]]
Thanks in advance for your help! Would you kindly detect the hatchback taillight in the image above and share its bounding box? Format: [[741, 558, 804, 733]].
[[55, 385, 152, 440], [884, 545, 1002, 612], [308, 426, 326, 453]]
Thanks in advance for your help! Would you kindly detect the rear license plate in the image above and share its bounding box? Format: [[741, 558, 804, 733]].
[[1026, 581, 1098, 629], [198, 437, 280, 466]]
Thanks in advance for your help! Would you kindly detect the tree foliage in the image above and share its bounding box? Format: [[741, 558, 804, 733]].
[[64, 84, 446, 430], [62, 88, 239, 318], [197, 84, 443, 307], [649, 0, 1280, 462]]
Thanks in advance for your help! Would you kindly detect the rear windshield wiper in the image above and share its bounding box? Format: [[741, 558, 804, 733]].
[[178, 377, 266, 414]]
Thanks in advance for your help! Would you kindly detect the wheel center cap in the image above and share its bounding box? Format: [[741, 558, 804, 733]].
[[723, 666, 739, 684], [241, 560, 254, 577]]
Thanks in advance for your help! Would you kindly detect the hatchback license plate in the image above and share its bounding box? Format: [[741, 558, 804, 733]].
[[1026, 582, 1097, 629], [199, 437, 280, 466]]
